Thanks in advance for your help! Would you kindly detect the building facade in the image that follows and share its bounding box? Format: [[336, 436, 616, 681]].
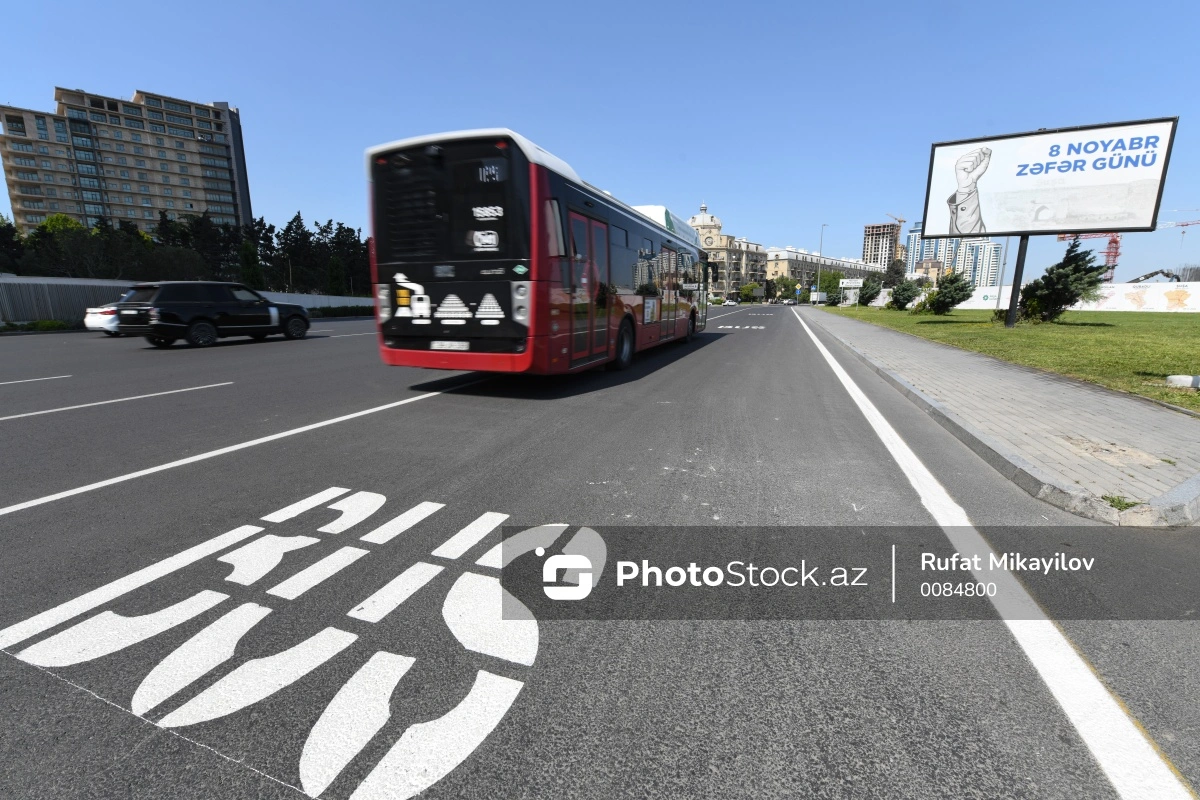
[[905, 220, 961, 276], [766, 246, 885, 294], [861, 222, 901, 269], [1, 87, 252, 235], [687, 204, 767, 298], [953, 237, 1002, 287]]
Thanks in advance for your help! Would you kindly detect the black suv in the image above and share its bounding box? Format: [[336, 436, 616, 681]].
[[116, 282, 310, 348]]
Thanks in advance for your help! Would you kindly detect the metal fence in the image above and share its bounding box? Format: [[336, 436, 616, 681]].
[[0, 276, 372, 323]]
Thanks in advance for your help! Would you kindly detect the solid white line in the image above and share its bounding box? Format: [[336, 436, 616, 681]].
[[0, 382, 234, 422], [431, 512, 510, 560], [0, 375, 72, 386], [267, 546, 369, 600], [0, 525, 262, 650], [0, 387, 465, 518], [348, 562, 445, 623], [791, 308, 1194, 800]]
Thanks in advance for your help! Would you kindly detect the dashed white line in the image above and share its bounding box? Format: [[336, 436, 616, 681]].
[[0, 382, 233, 422], [791, 307, 1195, 800], [0, 375, 72, 386], [431, 512, 510, 560]]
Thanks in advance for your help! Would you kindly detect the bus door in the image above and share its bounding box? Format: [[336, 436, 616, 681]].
[[568, 212, 609, 364], [660, 245, 678, 339]]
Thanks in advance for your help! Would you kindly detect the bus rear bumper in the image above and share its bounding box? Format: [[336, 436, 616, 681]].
[[378, 339, 540, 373]]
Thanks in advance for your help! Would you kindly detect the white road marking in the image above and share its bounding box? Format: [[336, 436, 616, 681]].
[[360, 501, 445, 545], [267, 546, 369, 600], [18, 590, 228, 668], [349, 671, 525, 800], [791, 307, 1195, 800], [474, 523, 570, 569], [262, 487, 350, 522], [327, 332, 375, 338], [218, 534, 320, 585], [0, 375, 72, 386], [0, 525, 262, 650], [131, 602, 273, 715], [431, 512, 509, 560], [158, 627, 358, 728], [0, 387, 466, 518], [300, 651, 415, 798], [0, 382, 233, 422], [348, 562, 445, 623], [319, 491, 387, 533], [442, 572, 537, 666]]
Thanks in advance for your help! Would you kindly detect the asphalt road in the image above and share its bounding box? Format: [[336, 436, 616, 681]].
[[0, 310, 1196, 799]]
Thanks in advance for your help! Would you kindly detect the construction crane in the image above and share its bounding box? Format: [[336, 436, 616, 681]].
[[1055, 232, 1120, 282], [887, 214, 906, 265], [1158, 219, 1200, 248], [1129, 269, 1181, 283]]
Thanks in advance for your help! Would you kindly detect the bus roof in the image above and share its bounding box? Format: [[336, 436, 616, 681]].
[[365, 128, 580, 183]]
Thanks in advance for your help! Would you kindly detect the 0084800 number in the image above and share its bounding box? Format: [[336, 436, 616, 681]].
[[921, 582, 997, 597]]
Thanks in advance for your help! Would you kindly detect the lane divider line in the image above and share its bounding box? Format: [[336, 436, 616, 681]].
[[0, 382, 234, 422], [0, 375, 72, 386], [790, 307, 1196, 800], [0, 383, 479, 518]]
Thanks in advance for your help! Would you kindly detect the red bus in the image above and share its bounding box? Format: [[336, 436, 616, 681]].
[[366, 129, 709, 373]]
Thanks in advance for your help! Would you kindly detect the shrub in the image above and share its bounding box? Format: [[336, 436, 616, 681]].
[[858, 277, 882, 306], [32, 319, 70, 331], [1018, 239, 1105, 322], [825, 289, 843, 307], [888, 280, 921, 310], [926, 271, 973, 315], [910, 291, 935, 315]]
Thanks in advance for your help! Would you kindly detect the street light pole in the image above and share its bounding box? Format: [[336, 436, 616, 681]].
[[814, 223, 827, 304]]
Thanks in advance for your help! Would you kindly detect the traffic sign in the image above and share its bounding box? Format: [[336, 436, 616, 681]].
[[839, 278, 864, 288]]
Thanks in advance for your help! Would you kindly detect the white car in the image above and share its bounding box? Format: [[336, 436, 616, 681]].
[[722, 299, 738, 306], [84, 303, 122, 336]]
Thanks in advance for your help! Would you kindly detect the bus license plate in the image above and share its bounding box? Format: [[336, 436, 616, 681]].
[[431, 341, 469, 351]]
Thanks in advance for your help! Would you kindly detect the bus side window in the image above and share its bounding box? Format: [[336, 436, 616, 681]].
[[610, 227, 635, 292], [636, 238, 657, 295], [546, 199, 570, 287]]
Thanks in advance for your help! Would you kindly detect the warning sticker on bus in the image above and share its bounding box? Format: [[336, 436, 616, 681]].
[[431, 341, 470, 351]]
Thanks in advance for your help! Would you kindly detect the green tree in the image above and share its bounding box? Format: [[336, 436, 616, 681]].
[[883, 258, 907, 288], [775, 274, 798, 300], [1018, 238, 1105, 322], [858, 276, 883, 306], [239, 238, 265, 289], [818, 270, 844, 298], [739, 281, 761, 303], [825, 288, 843, 307], [39, 213, 86, 236], [888, 280, 921, 310], [0, 213, 24, 273], [326, 254, 346, 296], [926, 270, 974, 314]]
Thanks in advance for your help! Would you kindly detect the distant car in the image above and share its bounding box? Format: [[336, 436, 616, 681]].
[[723, 299, 738, 306], [84, 303, 122, 336], [116, 281, 310, 348], [784, 299, 798, 305]]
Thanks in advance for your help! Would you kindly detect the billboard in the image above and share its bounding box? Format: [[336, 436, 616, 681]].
[[921, 118, 1177, 239]]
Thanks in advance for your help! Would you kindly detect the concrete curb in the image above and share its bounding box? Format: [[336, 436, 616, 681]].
[[806, 314, 1200, 528]]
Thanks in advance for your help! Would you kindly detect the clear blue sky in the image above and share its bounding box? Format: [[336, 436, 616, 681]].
[[4, 0, 1198, 281]]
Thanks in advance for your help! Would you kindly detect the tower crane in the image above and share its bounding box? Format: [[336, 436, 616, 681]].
[[887, 213, 906, 266], [1055, 232, 1120, 282], [1158, 219, 1200, 248]]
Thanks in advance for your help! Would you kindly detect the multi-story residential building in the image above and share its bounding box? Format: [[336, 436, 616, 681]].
[[1, 87, 252, 235], [953, 237, 1002, 287], [905, 221, 961, 276], [914, 258, 946, 283], [861, 222, 901, 269], [766, 246, 885, 294], [687, 204, 767, 297]]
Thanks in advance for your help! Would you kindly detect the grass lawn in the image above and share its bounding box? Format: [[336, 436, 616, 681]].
[[821, 306, 1200, 413]]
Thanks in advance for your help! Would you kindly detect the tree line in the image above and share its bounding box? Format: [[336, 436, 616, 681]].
[[0, 210, 370, 296]]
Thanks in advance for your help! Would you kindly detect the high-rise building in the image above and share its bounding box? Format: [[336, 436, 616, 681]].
[[954, 238, 1002, 287], [905, 221, 961, 276], [862, 222, 901, 269], [1, 87, 252, 235], [688, 204, 766, 297]]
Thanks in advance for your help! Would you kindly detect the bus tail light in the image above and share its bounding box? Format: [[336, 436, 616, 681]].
[[510, 281, 530, 324], [375, 284, 392, 322]]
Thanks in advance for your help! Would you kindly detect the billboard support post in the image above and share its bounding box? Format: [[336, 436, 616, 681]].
[[1004, 235, 1030, 328]]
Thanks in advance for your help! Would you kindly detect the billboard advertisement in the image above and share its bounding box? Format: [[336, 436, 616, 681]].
[[921, 118, 1177, 239]]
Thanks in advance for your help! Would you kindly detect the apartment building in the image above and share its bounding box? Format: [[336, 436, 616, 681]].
[[688, 204, 767, 297], [861, 222, 901, 269], [1, 87, 252, 235]]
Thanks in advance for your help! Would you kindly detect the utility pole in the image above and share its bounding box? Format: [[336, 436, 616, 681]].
[[814, 223, 828, 304]]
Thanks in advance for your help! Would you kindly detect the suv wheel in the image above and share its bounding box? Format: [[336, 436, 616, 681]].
[[610, 320, 634, 371], [186, 321, 218, 347], [145, 335, 174, 348], [283, 316, 308, 340]]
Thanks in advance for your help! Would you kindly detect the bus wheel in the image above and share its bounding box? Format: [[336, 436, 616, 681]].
[[683, 314, 696, 343], [610, 320, 634, 371]]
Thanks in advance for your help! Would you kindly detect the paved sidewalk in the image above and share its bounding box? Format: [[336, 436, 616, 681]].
[[803, 307, 1200, 526]]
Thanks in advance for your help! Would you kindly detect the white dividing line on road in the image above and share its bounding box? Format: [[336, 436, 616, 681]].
[[0, 382, 233, 422], [0, 375, 72, 386], [327, 332, 375, 338], [0, 383, 476, 518], [790, 307, 1196, 800], [0, 525, 263, 650]]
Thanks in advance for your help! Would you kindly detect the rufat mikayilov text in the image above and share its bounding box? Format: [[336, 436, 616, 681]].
[[616, 560, 869, 588], [922, 552, 1095, 575]]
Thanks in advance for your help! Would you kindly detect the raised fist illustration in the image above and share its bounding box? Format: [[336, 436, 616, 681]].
[[955, 147, 991, 195]]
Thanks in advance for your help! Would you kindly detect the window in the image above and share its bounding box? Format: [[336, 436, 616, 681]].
[[109, 115, 120, 124], [201, 156, 229, 167], [54, 121, 66, 133], [214, 134, 226, 144], [137, 172, 148, 181], [202, 169, 230, 179], [90, 112, 106, 122], [25, 214, 46, 224], [116, 144, 125, 152], [122, 105, 142, 117], [163, 188, 173, 196], [38, 133, 49, 140], [143, 210, 154, 219], [161, 176, 171, 184], [13, 156, 35, 167], [56, 135, 68, 143], [113, 130, 123, 140], [118, 157, 127, 166], [10, 141, 34, 152], [155, 137, 164, 146], [21, 185, 42, 195], [179, 166, 190, 174], [45, 188, 56, 198], [121, 182, 131, 190], [76, 150, 95, 161], [147, 110, 163, 120], [67, 109, 87, 120], [141, 198, 151, 206], [82, 191, 101, 201], [198, 144, 225, 156], [22, 200, 44, 209], [133, 146, 144, 155], [174, 140, 185, 149], [150, 123, 165, 133], [84, 203, 104, 215], [44, 174, 56, 183], [40, 160, 52, 168], [184, 202, 195, 210], [124, 195, 132, 204], [49, 202, 59, 210], [170, 152, 185, 163], [166, 126, 191, 138], [77, 163, 98, 175], [119, 171, 129, 179], [182, 190, 192, 197], [165, 113, 192, 126], [103, 156, 114, 163], [180, 178, 191, 187], [35, 116, 47, 130], [126, 208, 135, 216], [196, 120, 212, 130], [157, 149, 166, 158], [131, 133, 142, 142], [124, 118, 145, 130], [159, 162, 168, 171], [16, 170, 39, 180], [138, 184, 149, 192], [71, 136, 93, 148], [165, 200, 175, 208], [164, 100, 192, 113], [135, 159, 146, 167], [79, 178, 100, 188], [195, 108, 210, 119], [144, 97, 162, 108]]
